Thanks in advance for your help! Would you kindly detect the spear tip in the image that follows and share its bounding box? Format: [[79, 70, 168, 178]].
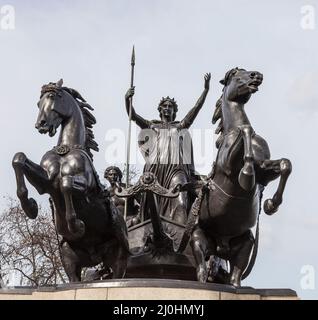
[[131, 45, 135, 66]]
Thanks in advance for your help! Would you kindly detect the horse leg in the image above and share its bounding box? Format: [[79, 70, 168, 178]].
[[239, 125, 255, 191], [259, 158, 292, 215], [12, 152, 50, 219], [60, 175, 86, 239], [60, 242, 82, 282], [228, 231, 254, 287], [108, 245, 128, 279], [103, 204, 129, 278], [191, 226, 211, 283]]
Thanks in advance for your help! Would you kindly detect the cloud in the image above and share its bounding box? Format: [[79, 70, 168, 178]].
[[288, 72, 318, 114], [259, 220, 274, 249]]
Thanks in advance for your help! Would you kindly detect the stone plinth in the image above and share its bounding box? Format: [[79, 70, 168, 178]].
[[0, 279, 299, 300]]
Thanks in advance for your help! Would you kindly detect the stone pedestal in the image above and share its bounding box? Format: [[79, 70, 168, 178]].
[[0, 279, 298, 300]]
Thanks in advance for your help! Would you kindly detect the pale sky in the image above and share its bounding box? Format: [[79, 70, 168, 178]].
[[0, 0, 317, 299]]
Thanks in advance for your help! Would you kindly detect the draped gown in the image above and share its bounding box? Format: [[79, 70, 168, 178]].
[[126, 89, 208, 224]]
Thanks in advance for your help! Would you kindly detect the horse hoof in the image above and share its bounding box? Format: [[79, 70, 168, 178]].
[[22, 198, 38, 219], [264, 199, 278, 215], [197, 266, 208, 283], [230, 280, 241, 287]]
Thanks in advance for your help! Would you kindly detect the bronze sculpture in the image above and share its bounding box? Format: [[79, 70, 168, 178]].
[[190, 68, 292, 286], [12, 80, 129, 282], [104, 166, 140, 227], [115, 171, 197, 280], [10, 56, 292, 287], [125, 73, 211, 225]]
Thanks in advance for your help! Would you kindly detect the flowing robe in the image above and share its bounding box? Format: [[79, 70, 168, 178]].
[[138, 120, 196, 220], [126, 88, 208, 223]]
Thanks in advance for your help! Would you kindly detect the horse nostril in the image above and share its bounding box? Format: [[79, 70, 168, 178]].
[[36, 120, 46, 129], [250, 72, 256, 78]]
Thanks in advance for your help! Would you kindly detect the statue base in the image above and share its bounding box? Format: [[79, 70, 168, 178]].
[[126, 218, 197, 280], [0, 279, 298, 300]]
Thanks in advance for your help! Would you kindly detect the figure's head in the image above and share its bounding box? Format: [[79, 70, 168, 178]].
[[104, 166, 123, 185], [221, 68, 263, 104], [158, 97, 178, 121]]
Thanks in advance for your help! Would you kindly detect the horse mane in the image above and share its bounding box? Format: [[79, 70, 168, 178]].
[[62, 87, 99, 159], [41, 83, 99, 159], [213, 67, 246, 149], [212, 96, 224, 149]]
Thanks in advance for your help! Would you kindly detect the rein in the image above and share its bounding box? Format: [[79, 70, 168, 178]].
[[208, 180, 251, 200]]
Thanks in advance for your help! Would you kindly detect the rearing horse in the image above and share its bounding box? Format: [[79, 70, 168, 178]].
[[12, 79, 129, 282], [191, 68, 292, 286]]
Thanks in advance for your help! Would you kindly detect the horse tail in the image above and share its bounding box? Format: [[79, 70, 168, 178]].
[[242, 189, 263, 280]]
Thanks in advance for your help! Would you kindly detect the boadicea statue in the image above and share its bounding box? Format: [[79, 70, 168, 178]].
[[11, 63, 292, 287], [125, 73, 211, 225], [189, 68, 292, 286], [12, 80, 129, 282]]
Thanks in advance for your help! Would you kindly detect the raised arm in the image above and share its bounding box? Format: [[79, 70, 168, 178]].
[[125, 87, 150, 129], [180, 73, 211, 129]]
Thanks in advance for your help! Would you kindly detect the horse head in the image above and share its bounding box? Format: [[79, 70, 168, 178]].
[[35, 79, 86, 138], [221, 68, 263, 104]]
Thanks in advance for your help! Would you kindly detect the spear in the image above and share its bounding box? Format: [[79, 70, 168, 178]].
[[124, 46, 135, 221]]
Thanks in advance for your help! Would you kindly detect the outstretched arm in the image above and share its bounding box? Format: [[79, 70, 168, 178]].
[[180, 73, 211, 129], [125, 87, 150, 129]]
